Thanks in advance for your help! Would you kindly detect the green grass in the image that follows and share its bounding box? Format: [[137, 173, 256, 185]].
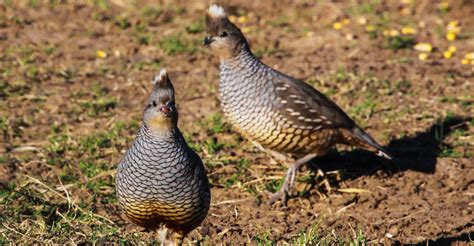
[[254, 230, 276, 245], [141, 6, 163, 19], [384, 36, 416, 50], [115, 17, 131, 30], [335, 67, 348, 82], [186, 22, 205, 34], [1, 120, 140, 243], [2, 1, 472, 244], [346, 1, 379, 16], [351, 98, 377, 121], [82, 98, 117, 116], [158, 35, 197, 55], [253, 224, 369, 245]]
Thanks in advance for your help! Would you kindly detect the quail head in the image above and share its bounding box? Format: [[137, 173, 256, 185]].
[[115, 69, 211, 244], [204, 5, 391, 203]]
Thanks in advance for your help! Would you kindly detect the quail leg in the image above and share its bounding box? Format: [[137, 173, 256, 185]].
[[159, 227, 168, 246], [269, 153, 318, 204], [171, 231, 185, 246]]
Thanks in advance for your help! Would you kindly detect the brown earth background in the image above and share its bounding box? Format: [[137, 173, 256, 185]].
[[0, 0, 473, 245]]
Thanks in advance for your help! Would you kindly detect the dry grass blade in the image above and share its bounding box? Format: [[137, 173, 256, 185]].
[[241, 176, 282, 186], [338, 188, 372, 194], [56, 170, 116, 190], [211, 197, 253, 206], [22, 174, 115, 225], [2, 224, 49, 244]]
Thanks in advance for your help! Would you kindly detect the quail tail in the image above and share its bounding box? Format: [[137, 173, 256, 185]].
[[351, 127, 392, 160]]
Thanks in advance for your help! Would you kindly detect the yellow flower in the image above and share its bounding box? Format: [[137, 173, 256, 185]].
[[446, 21, 461, 42], [333, 22, 343, 30], [96, 50, 107, 59], [443, 51, 453, 59], [418, 53, 428, 60], [358, 17, 367, 25], [365, 25, 375, 32], [237, 16, 248, 23], [464, 52, 474, 60], [448, 46, 457, 53], [228, 15, 237, 23], [446, 32, 456, 41], [414, 43, 432, 52], [400, 7, 411, 15], [447, 25, 461, 33], [448, 20, 458, 27], [241, 27, 251, 34], [438, 2, 450, 11], [460, 59, 469, 65], [389, 29, 400, 36], [383, 29, 399, 36], [342, 18, 350, 25], [401, 26, 417, 35]]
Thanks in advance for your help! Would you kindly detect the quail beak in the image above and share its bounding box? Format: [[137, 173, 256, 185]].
[[203, 36, 213, 45], [159, 105, 173, 117]]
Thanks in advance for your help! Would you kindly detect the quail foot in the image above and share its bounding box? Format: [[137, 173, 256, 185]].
[[203, 5, 391, 203], [115, 69, 211, 245]]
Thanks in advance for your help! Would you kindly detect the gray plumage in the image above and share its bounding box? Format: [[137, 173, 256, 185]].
[[115, 69, 210, 243], [204, 5, 391, 202]]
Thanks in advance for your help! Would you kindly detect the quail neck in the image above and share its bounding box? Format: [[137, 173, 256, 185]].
[[219, 44, 276, 96], [218, 44, 284, 135], [141, 122, 180, 142], [144, 118, 179, 139]]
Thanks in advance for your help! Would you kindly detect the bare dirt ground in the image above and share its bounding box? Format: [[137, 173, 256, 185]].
[[1, 0, 473, 245]]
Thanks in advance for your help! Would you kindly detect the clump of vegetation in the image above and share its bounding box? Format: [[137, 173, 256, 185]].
[[384, 36, 416, 50], [186, 23, 205, 34], [158, 35, 197, 55]]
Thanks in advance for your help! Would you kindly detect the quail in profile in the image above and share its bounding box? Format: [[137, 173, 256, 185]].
[[115, 69, 211, 245], [203, 5, 391, 203]]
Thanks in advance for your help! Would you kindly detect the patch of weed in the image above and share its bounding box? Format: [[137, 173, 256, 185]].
[[79, 132, 112, 155], [205, 137, 224, 154], [335, 67, 348, 82], [351, 98, 377, 121], [254, 230, 276, 246], [264, 179, 283, 193], [43, 45, 57, 55], [115, 17, 131, 30], [141, 6, 163, 19], [46, 132, 70, 155], [158, 36, 196, 55], [384, 36, 416, 50], [0, 80, 31, 97], [82, 98, 117, 116], [58, 69, 75, 82], [94, 0, 108, 10], [186, 23, 204, 34], [395, 79, 412, 93]]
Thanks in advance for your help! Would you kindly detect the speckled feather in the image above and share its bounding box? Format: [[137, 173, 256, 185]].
[[116, 124, 210, 236], [219, 45, 389, 158]]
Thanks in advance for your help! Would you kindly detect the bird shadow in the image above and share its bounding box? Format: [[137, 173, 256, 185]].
[[306, 115, 471, 182]]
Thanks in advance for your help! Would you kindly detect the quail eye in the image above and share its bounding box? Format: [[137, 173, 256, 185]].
[[152, 101, 157, 107], [219, 31, 228, 37]]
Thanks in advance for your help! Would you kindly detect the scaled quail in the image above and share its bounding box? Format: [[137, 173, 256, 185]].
[[203, 5, 391, 203], [115, 69, 211, 244]]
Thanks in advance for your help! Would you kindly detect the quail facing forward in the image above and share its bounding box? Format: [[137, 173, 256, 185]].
[[204, 5, 391, 203], [115, 69, 211, 245]]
